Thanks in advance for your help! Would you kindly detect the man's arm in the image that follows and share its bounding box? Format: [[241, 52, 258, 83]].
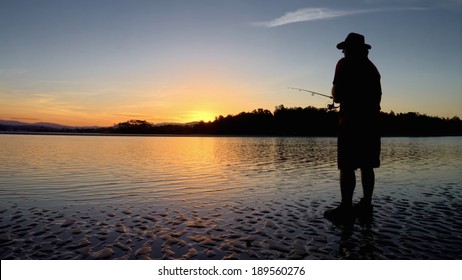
[[332, 58, 346, 104]]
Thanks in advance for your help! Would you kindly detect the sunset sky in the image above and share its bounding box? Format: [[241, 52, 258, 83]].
[[1, 0, 461, 126]]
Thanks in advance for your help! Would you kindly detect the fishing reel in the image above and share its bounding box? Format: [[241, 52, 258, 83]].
[[327, 101, 339, 111]]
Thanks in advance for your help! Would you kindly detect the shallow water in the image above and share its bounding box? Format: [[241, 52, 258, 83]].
[[0, 135, 461, 259]]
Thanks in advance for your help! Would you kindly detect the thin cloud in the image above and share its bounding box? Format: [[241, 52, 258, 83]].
[[255, 7, 426, 27], [254, 8, 367, 27]]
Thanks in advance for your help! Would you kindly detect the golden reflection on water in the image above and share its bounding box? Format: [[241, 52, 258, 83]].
[[0, 135, 338, 207]]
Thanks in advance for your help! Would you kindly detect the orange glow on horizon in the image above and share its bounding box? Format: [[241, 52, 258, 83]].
[[183, 111, 217, 123]]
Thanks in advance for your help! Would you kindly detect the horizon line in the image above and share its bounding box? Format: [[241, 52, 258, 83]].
[[2, 106, 460, 128]]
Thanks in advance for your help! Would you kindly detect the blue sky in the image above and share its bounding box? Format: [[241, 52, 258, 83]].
[[0, 0, 461, 126]]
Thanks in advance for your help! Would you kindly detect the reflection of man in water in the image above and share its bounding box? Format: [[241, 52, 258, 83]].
[[324, 33, 382, 221]]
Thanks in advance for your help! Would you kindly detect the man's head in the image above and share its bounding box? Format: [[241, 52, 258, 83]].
[[337, 33, 371, 51]]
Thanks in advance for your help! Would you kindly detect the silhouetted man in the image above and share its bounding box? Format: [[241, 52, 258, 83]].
[[324, 33, 382, 221]]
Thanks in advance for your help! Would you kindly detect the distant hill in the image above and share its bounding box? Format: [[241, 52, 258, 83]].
[[0, 120, 75, 128], [0, 120, 99, 131], [0, 119, 195, 133]]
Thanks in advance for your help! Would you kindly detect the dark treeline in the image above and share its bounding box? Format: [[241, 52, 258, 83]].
[[2, 106, 461, 136], [111, 106, 462, 136]]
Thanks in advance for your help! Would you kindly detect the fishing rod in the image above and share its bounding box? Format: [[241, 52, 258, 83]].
[[288, 87, 332, 99], [288, 87, 338, 110]]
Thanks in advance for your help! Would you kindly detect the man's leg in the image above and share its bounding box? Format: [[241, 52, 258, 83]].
[[360, 168, 374, 205], [340, 169, 356, 207], [324, 169, 356, 221]]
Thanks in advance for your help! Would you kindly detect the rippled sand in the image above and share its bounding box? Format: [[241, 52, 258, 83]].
[[1, 183, 461, 260]]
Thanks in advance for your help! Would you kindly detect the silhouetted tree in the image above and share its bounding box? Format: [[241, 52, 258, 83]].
[[114, 120, 154, 133], [102, 109, 462, 136]]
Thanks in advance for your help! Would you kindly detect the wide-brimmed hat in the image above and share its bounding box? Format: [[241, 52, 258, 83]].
[[336, 33, 371, 50]]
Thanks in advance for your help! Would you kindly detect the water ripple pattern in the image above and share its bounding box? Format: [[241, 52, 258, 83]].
[[0, 136, 340, 206]]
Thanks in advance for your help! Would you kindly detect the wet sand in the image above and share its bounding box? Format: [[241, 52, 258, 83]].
[[1, 183, 461, 260]]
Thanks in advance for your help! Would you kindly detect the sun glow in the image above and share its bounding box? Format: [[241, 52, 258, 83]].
[[186, 111, 217, 123]]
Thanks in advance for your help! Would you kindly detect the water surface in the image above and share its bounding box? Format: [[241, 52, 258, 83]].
[[0, 135, 461, 259]]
